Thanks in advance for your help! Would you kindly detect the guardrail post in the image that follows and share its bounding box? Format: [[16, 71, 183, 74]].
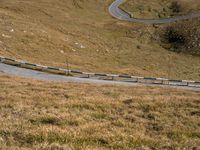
[[67, 70, 70, 76], [161, 80, 164, 85], [0, 58, 4, 62]]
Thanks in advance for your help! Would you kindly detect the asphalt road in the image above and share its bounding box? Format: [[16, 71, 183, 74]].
[[0, 0, 200, 91], [109, 0, 200, 24], [1, 63, 200, 91], [0, 63, 139, 86]]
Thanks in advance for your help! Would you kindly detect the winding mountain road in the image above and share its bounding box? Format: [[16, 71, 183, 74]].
[[109, 0, 200, 24], [0, 0, 200, 90]]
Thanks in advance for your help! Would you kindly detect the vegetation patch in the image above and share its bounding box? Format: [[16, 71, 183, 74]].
[[0, 75, 199, 149], [30, 116, 80, 127], [157, 19, 200, 56]]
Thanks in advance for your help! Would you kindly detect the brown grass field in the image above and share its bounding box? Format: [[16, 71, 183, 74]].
[[0, 0, 200, 81], [0, 75, 199, 149], [0, 1, 200, 149]]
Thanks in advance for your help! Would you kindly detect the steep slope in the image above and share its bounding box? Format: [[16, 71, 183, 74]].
[[0, 0, 199, 80]]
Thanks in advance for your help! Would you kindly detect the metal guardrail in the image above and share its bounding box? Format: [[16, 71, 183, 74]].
[[0, 56, 200, 88]]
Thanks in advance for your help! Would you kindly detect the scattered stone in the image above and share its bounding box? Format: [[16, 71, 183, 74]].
[[80, 45, 85, 49], [2, 34, 11, 38], [105, 49, 109, 53], [0, 137, 4, 142], [74, 42, 86, 49], [10, 29, 14, 32]]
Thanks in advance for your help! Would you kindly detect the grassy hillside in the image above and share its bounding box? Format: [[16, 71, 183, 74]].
[[0, 0, 200, 81], [121, 0, 200, 19], [0, 75, 199, 149]]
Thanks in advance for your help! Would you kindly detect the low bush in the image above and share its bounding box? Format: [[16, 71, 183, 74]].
[[158, 19, 200, 56], [170, 1, 182, 13]]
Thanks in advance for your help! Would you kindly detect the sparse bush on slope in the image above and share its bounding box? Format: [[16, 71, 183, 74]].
[[158, 19, 200, 56], [170, 1, 182, 13]]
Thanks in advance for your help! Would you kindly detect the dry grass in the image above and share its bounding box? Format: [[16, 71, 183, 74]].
[[0, 74, 199, 149], [0, 1, 199, 149], [121, 0, 200, 19], [0, 0, 199, 81]]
